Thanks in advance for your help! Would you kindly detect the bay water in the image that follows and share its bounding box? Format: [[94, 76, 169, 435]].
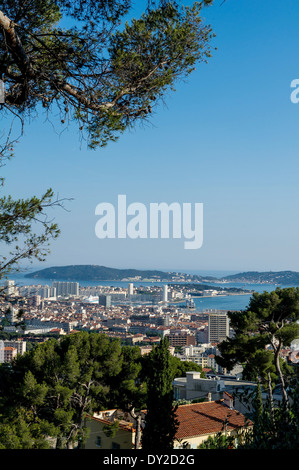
[[3, 269, 295, 312]]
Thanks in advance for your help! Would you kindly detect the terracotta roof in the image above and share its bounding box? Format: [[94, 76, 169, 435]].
[[175, 401, 252, 439]]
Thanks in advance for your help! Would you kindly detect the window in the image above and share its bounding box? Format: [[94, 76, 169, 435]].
[[174, 387, 181, 400], [112, 442, 120, 449], [96, 436, 101, 448]]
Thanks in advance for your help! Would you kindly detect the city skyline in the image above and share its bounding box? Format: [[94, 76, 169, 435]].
[[2, 0, 299, 273]]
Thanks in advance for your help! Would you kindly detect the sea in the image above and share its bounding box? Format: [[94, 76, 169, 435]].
[[2, 268, 297, 313]]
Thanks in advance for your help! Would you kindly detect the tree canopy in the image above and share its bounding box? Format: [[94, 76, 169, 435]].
[[0, 0, 215, 153], [0, 331, 123, 448], [216, 287, 299, 404], [141, 338, 179, 450], [0, 188, 66, 283], [0, 332, 204, 449]]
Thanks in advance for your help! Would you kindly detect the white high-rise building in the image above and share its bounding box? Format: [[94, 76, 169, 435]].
[[52, 281, 79, 297], [6, 306, 19, 324], [38, 286, 57, 299], [128, 283, 134, 296], [4, 280, 15, 295], [162, 284, 168, 302]]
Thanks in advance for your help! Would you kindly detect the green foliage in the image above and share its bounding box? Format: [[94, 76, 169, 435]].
[[198, 432, 236, 449], [215, 288, 299, 449], [141, 338, 179, 450], [169, 355, 205, 379], [237, 381, 299, 449], [0, 0, 215, 150], [216, 288, 299, 400], [103, 420, 120, 438], [0, 332, 123, 448], [0, 405, 58, 449], [107, 345, 146, 411], [0, 333, 225, 449], [0, 188, 65, 283]]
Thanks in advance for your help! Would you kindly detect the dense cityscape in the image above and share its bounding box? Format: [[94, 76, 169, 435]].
[[0, 277, 298, 451], [1, 279, 235, 357]]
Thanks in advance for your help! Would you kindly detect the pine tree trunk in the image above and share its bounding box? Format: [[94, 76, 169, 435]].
[[273, 338, 288, 404], [267, 371, 275, 422], [135, 414, 142, 449], [130, 409, 142, 449]]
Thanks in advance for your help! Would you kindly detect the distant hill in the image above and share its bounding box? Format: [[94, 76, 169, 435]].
[[24, 265, 213, 282], [25, 266, 299, 286], [220, 271, 299, 285]]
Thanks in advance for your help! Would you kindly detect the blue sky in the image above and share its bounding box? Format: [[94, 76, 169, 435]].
[[2, 0, 299, 274]]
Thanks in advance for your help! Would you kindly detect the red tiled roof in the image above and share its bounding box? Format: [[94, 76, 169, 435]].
[[175, 401, 252, 439]]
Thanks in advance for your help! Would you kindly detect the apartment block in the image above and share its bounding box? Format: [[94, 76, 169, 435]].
[[167, 332, 196, 347], [52, 281, 79, 297], [208, 312, 229, 343], [4, 339, 26, 355]]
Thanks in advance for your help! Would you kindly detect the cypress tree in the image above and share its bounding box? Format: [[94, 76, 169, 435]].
[[141, 338, 179, 450]]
